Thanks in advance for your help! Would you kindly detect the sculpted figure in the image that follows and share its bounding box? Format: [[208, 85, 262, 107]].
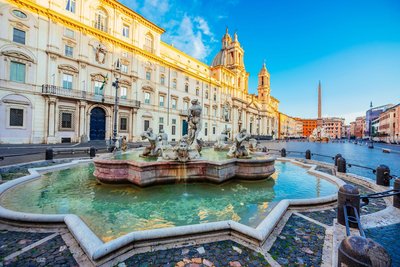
[[121, 136, 128, 152], [227, 129, 251, 158], [140, 128, 161, 157], [187, 99, 202, 147], [158, 129, 169, 146], [214, 129, 230, 151]]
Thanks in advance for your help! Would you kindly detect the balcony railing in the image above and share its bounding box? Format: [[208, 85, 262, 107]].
[[42, 84, 140, 108]]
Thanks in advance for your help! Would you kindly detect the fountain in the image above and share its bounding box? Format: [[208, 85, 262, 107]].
[[309, 126, 330, 142], [93, 99, 276, 186]]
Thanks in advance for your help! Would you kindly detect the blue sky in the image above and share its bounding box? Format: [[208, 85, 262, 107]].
[[119, 0, 400, 123]]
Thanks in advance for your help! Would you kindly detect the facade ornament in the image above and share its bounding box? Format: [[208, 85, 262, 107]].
[[227, 128, 251, 158], [95, 44, 107, 64], [140, 127, 162, 157]]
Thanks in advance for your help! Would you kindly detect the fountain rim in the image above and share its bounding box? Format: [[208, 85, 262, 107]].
[[0, 157, 346, 262]]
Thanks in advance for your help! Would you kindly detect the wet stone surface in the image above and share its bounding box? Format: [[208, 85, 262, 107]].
[[0, 230, 49, 259], [300, 208, 337, 226], [269, 214, 325, 266], [2, 234, 78, 267], [120, 240, 269, 267], [315, 166, 334, 175], [342, 179, 387, 215], [365, 223, 400, 267]]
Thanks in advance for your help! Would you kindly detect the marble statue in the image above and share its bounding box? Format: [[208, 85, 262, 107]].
[[227, 128, 251, 158], [158, 129, 169, 146], [187, 99, 202, 148], [140, 127, 162, 157], [121, 136, 128, 152], [214, 129, 230, 151]]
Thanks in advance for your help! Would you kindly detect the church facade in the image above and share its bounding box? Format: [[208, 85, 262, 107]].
[[0, 0, 280, 144]]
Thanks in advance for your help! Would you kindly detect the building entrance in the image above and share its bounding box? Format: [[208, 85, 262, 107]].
[[90, 107, 106, 140]]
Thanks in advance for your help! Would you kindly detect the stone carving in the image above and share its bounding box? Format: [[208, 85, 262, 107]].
[[95, 44, 107, 64], [140, 128, 161, 157], [248, 138, 262, 152], [162, 135, 200, 162], [121, 136, 128, 152], [214, 129, 230, 151], [187, 99, 202, 150], [158, 129, 169, 147], [223, 103, 230, 122], [227, 129, 251, 158]]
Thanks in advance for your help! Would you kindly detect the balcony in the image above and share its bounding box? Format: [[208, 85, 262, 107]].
[[42, 85, 140, 108]]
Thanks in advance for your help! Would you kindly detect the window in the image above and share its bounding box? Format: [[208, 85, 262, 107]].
[[65, 0, 76, 13], [213, 127, 216, 135], [65, 45, 73, 57], [146, 71, 151, 81], [171, 98, 177, 109], [172, 125, 176, 135], [185, 76, 189, 81], [144, 33, 153, 53], [159, 117, 164, 124], [61, 112, 72, 129], [160, 66, 165, 73], [120, 64, 128, 74], [144, 92, 150, 104], [196, 88, 199, 96], [160, 75, 165, 85], [10, 62, 25, 83], [172, 119, 176, 124], [94, 81, 104, 95], [213, 94, 217, 101], [120, 86, 127, 99], [213, 108, 217, 117], [159, 95, 165, 107], [9, 108, 24, 127], [172, 79, 177, 89], [13, 28, 25, 44], [62, 74, 73, 89], [65, 28, 75, 38], [183, 101, 188, 111], [95, 9, 108, 32], [122, 25, 129, 38], [185, 83, 189, 93], [205, 91, 208, 99], [204, 106, 209, 115], [12, 10, 27, 19], [205, 122, 208, 136], [120, 117, 128, 131], [144, 120, 150, 131]]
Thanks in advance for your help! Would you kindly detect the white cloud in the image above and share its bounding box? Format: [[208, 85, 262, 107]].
[[194, 17, 212, 36], [326, 111, 365, 125], [139, 0, 170, 23]]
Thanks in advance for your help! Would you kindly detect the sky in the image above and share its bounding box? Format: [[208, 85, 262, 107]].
[[119, 0, 400, 123]]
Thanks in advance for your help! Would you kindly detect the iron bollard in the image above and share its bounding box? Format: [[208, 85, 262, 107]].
[[45, 147, 54, 160], [281, 148, 286, 157], [376, 165, 390, 186], [394, 179, 400, 209], [335, 153, 342, 166], [338, 236, 391, 267], [337, 157, 346, 173], [89, 147, 96, 158], [337, 184, 360, 227], [305, 149, 311, 160]]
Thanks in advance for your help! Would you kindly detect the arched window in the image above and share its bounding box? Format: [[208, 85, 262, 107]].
[[185, 83, 189, 93], [144, 33, 154, 53], [95, 9, 108, 32]]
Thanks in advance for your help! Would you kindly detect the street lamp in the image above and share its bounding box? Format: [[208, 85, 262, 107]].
[[110, 59, 121, 152]]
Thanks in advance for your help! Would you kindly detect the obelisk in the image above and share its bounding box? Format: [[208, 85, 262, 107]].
[[318, 81, 321, 119]]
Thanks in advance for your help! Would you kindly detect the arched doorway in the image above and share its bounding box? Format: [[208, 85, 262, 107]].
[[90, 107, 106, 140]]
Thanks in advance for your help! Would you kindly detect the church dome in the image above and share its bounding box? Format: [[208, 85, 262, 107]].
[[211, 48, 227, 67]]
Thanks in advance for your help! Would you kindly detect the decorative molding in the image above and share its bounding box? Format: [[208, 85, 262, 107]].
[[58, 64, 79, 73], [1, 50, 34, 63]]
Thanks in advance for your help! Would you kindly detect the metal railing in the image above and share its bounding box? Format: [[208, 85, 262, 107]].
[[42, 85, 141, 108]]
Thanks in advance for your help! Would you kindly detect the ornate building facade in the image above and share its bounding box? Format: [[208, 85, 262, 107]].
[[0, 0, 280, 144]]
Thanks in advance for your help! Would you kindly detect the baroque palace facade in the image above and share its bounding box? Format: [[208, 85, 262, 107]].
[[0, 0, 280, 144]]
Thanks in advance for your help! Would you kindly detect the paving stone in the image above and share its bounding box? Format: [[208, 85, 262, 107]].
[[269, 214, 325, 266], [0, 231, 50, 259]]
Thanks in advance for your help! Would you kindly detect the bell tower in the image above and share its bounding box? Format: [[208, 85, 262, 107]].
[[258, 62, 270, 103]]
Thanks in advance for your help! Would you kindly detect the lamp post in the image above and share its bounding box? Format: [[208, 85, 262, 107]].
[[110, 59, 121, 152]]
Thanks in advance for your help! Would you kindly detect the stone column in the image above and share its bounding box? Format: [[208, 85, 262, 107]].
[[47, 97, 57, 143], [79, 101, 87, 142], [130, 108, 138, 141]]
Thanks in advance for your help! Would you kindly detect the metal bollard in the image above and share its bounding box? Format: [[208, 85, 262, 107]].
[[305, 149, 311, 160], [338, 236, 391, 267], [376, 165, 390, 186], [337, 157, 346, 173], [280, 148, 286, 157], [337, 184, 360, 227], [45, 147, 54, 160], [394, 179, 400, 209], [335, 153, 342, 166], [89, 147, 96, 158]]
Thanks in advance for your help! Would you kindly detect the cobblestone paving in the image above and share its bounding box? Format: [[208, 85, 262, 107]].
[[0, 230, 49, 259], [120, 240, 269, 267], [365, 223, 400, 267], [1, 232, 78, 267], [342, 179, 387, 215], [269, 214, 325, 266], [300, 208, 337, 226]]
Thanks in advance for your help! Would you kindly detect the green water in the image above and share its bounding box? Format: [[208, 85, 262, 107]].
[[0, 162, 338, 242], [112, 148, 270, 162]]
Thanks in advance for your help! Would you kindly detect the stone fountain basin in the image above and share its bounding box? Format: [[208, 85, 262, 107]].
[[93, 156, 276, 186]]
